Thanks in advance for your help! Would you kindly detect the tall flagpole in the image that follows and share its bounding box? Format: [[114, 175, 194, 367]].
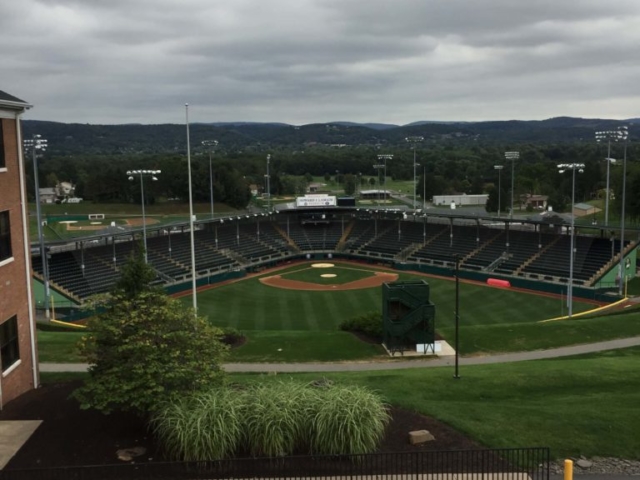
[[186, 104, 197, 315]]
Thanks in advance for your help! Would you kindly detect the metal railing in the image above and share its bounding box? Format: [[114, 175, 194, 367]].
[[0, 447, 550, 480]]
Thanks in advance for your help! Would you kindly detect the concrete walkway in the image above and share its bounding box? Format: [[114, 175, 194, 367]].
[[39, 335, 640, 373]]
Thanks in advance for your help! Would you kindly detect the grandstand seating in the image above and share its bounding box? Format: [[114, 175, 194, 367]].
[[35, 216, 632, 301]]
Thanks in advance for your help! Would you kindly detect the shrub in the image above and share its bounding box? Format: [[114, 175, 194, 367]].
[[151, 389, 241, 461], [152, 381, 390, 460], [339, 312, 384, 341], [219, 326, 244, 346], [240, 381, 313, 456], [309, 384, 390, 455]]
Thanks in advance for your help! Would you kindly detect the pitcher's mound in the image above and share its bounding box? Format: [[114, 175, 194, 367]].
[[320, 274, 337, 278]]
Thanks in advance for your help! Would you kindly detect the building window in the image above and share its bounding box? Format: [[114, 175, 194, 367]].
[[0, 316, 19, 372], [0, 211, 11, 262], [0, 120, 5, 169]]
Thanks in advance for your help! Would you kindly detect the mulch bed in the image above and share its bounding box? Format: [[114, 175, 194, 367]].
[[0, 381, 485, 470]]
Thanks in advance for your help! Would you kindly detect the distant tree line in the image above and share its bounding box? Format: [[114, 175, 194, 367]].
[[25, 141, 640, 219]]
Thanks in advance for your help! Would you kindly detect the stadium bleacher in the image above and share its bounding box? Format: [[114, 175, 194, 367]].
[[34, 214, 633, 301]]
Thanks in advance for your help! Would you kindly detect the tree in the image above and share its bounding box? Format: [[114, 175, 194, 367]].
[[343, 174, 357, 196], [113, 245, 156, 300], [74, 252, 228, 415]]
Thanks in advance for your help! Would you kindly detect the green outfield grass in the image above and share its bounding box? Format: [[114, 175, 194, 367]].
[[194, 262, 595, 332], [37, 262, 620, 363], [186, 261, 614, 360]]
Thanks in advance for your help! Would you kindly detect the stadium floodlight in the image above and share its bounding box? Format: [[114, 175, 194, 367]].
[[405, 137, 424, 210], [504, 151, 519, 218], [202, 140, 218, 219], [126, 170, 161, 264], [24, 135, 51, 319], [557, 163, 585, 318], [617, 126, 629, 296], [373, 163, 386, 205], [494, 165, 504, 217], [266, 154, 271, 212], [596, 127, 627, 226], [376, 154, 393, 206], [185, 104, 197, 315]]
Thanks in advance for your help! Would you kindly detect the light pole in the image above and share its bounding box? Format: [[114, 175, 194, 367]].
[[558, 163, 585, 318], [617, 126, 629, 296], [378, 153, 393, 204], [422, 165, 426, 211], [504, 151, 519, 218], [596, 128, 626, 226], [494, 165, 504, 217], [127, 170, 160, 263], [406, 136, 424, 209], [202, 139, 218, 220], [373, 163, 384, 205], [453, 253, 461, 379], [24, 135, 50, 319], [266, 154, 271, 212], [185, 104, 197, 315]]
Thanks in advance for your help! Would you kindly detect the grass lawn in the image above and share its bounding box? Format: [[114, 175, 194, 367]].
[[238, 347, 640, 460], [38, 262, 628, 363], [228, 331, 385, 362], [37, 347, 640, 460], [37, 330, 84, 363], [194, 262, 595, 332]]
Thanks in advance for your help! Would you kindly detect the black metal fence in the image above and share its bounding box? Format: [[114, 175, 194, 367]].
[[0, 447, 549, 480]]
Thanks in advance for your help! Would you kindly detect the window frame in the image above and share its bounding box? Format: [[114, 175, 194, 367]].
[[0, 315, 20, 374], [0, 119, 5, 170], [0, 210, 12, 264]]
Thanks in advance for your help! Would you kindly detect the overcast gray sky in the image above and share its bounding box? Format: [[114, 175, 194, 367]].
[[3, 0, 640, 125]]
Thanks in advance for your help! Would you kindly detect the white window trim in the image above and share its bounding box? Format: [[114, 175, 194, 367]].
[[0, 168, 7, 173], [2, 359, 21, 378], [0, 256, 14, 268]]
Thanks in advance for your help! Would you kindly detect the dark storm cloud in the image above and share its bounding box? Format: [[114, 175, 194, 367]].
[[1, 0, 639, 124]]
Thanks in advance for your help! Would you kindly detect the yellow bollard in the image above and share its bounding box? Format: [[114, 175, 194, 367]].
[[564, 459, 573, 480]]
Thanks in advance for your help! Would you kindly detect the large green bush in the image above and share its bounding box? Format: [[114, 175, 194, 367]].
[[339, 312, 384, 341], [74, 248, 228, 415]]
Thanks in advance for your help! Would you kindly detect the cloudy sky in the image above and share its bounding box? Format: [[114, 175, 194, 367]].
[[2, 0, 640, 125]]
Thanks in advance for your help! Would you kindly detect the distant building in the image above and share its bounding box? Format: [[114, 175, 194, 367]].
[[38, 187, 57, 204], [0, 89, 39, 407], [573, 203, 600, 218], [520, 194, 548, 210], [432, 194, 488, 206]]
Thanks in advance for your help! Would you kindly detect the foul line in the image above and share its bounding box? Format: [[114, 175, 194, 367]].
[[539, 298, 629, 323]]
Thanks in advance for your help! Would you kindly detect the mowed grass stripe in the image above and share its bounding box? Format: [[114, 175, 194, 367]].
[[277, 294, 291, 331], [300, 294, 318, 330], [193, 263, 598, 331]]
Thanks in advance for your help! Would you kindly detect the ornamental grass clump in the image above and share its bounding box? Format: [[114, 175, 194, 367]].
[[240, 381, 315, 457], [151, 389, 241, 461], [309, 384, 390, 455]]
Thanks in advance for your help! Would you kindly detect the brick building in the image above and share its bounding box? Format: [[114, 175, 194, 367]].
[[0, 90, 39, 407]]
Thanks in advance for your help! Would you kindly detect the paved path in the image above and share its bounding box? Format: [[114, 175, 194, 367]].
[[39, 336, 640, 373]]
